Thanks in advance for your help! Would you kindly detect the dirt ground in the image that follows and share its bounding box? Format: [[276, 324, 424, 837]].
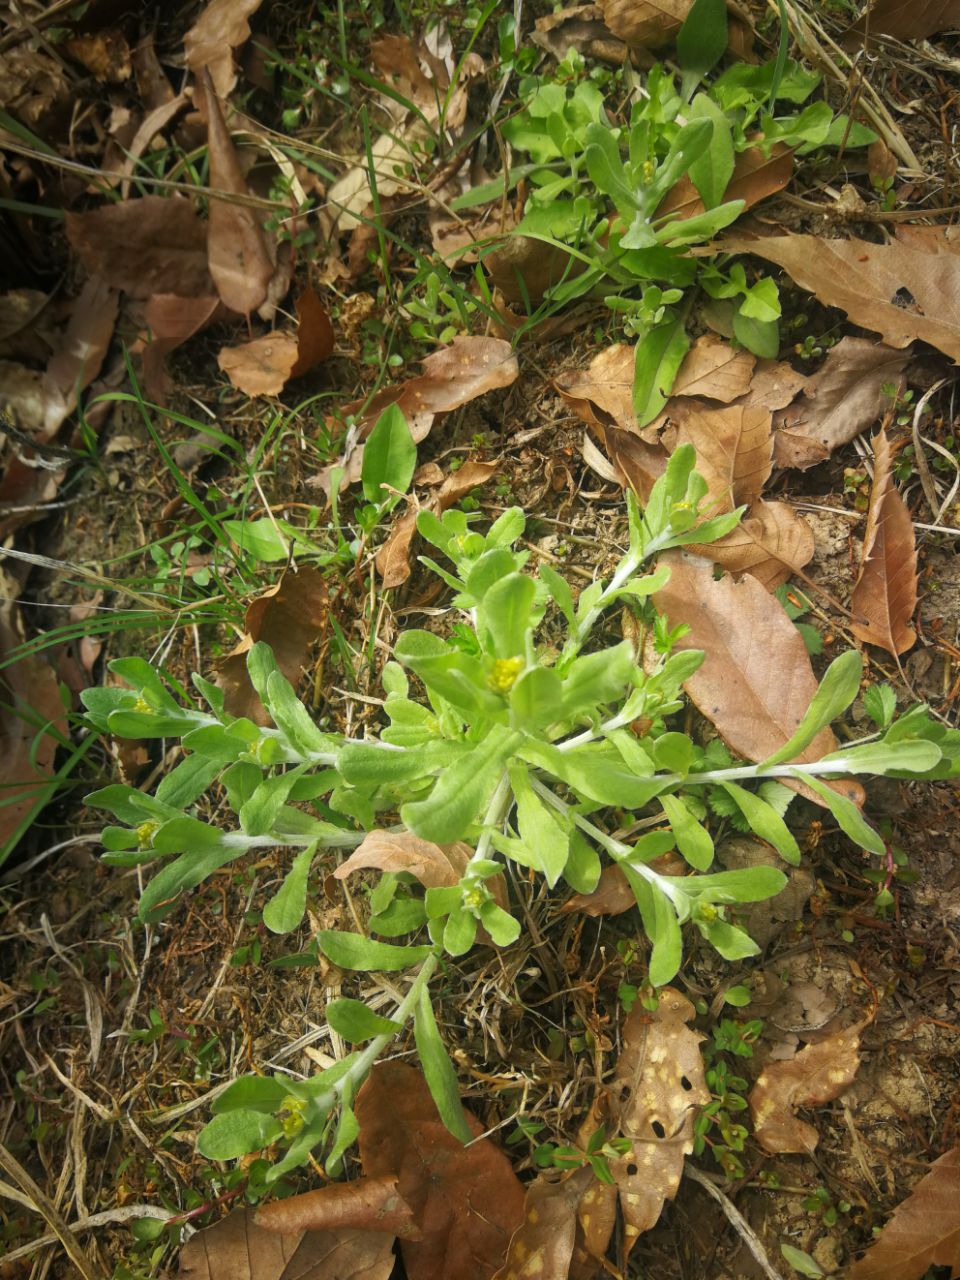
[[1, 2, 960, 1278]]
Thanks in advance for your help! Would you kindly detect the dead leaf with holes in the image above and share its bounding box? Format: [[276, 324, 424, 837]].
[[773, 337, 909, 470], [184, 0, 265, 96], [846, 0, 960, 42], [724, 225, 960, 362], [319, 338, 518, 494], [218, 568, 329, 723], [749, 1021, 867, 1153], [255, 1174, 419, 1239], [652, 552, 864, 807], [195, 69, 275, 318], [176, 1204, 395, 1280], [602, 988, 710, 1253], [375, 459, 497, 588], [849, 429, 918, 657], [356, 1061, 525, 1280], [847, 1146, 960, 1280]]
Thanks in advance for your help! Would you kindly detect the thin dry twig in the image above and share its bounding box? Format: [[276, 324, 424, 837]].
[[684, 1165, 787, 1280]]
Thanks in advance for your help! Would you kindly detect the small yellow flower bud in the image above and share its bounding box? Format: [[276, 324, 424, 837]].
[[487, 656, 525, 694], [135, 821, 159, 849], [279, 1095, 306, 1138], [642, 159, 656, 184], [132, 696, 151, 714]]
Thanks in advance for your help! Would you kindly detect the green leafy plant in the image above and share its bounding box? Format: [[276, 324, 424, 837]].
[[693, 1015, 763, 1178], [81, 446, 957, 1184], [493, 33, 875, 420]]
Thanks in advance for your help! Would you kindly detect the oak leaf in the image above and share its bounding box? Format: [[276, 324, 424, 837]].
[[849, 429, 918, 657], [724, 226, 960, 362], [652, 553, 863, 804], [176, 1206, 394, 1280], [356, 1061, 525, 1280], [847, 1146, 960, 1280], [749, 1021, 866, 1153]]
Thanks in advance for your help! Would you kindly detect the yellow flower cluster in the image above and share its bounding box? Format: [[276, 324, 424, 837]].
[[487, 656, 524, 693]]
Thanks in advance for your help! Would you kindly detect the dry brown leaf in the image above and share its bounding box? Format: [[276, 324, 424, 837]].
[[484, 234, 585, 304], [605, 988, 710, 1252], [64, 30, 131, 83], [255, 1174, 419, 1239], [531, 5, 629, 63], [370, 34, 442, 111], [772, 337, 908, 471], [327, 338, 518, 491], [196, 68, 274, 317], [218, 568, 328, 723], [176, 1206, 394, 1280], [657, 144, 793, 222], [562, 864, 636, 917], [675, 403, 773, 510], [491, 1167, 595, 1280], [725, 226, 960, 361], [556, 344, 636, 432], [291, 287, 335, 375], [688, 500, 815, 590], [218, 333, 299, 396], [749, 1021, 866, 1153], [849, 429, 918, 657], [847, 1146, 960, 1280], [652, 553, 863, 804], [742, 358, 808, 411], [601, 0, 693, 47], [65, 197, 212, 299], [375, 459, 497, 588], [846, 0, 960, 42], [335, 831, 473, 889], [357, 1061, 525, 1280], [142, 294, 223, 403], [671, 334, 757, 402], [0, 568, 68, 851], [184, 0, 265, 97]]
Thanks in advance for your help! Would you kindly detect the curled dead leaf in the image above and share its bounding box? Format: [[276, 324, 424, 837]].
[[65, 197, 212, 299], [255, 1174, 420, 1239], [657, 144, 793, 222], [195, 69, 275, 318], [491, 1167, 595, 1280], [749, 1021, 867, 1153], [531, 5, 629, 63], [375, 459, 497, 588], [772, 337, 909, 471], [218, 568, 328, 723], [176, 1205, 395, 1280], [184, 0, 265, 97], [849, 429, 918, 657]]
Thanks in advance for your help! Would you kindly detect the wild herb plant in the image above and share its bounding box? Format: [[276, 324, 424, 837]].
[[82, 445, 957, 1186], [489, 40, 875, 419]]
